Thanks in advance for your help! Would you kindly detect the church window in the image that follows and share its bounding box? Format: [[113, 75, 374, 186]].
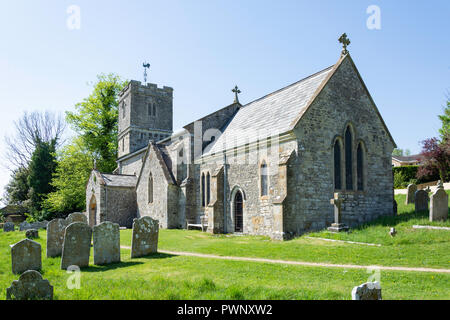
[[201, 173, 206, 207], [345, 127, 353, 190], [334, 140, 342, 190], [206, 173, 211, 205], [122, 102, 126, 118], [260, 161, 268, 196], [357, 143, 364, 191], [148, 173, 154, 203]]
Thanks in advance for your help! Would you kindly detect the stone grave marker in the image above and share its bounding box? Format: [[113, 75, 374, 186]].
[[66, 212, 87, 225], [131, 216, 159, 258], [406, 184, 417, 204], [351, 282, 382, 300], [46, 219, 68, 258], [26, 229, 39, 239], [414, 189, 429, 212], [3, 222, 15, 232], [430, 181, 448, 221], [6, 270, 53, 300], [11, 239, 42, 274], [93, 221, 120, 265], [61, 222, 92, 270]]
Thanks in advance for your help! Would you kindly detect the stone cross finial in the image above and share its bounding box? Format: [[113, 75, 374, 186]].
[[330, 192, 344, 224], [338, 33, 351, 55], [143, 62, 150, 84], [232, 85, 241, 104]]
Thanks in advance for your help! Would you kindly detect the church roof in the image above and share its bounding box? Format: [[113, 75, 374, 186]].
[[100, 173, 137, 188], [204, 66, 334, 155]]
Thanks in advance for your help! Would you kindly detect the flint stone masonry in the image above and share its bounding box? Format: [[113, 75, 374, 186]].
[[406, 184, 417, 205], [3, 222, 15, 232], [415, 190, 429, 212], [6, 270, 53, 300], [46, 219, 69, 258], [351, 282, 382, 300], [25, 229, 39, 239], [61, 222, 92, 270], [11, 239, 42, 274], [430, 188, 448, 221], [131, 216, 159, 258], [93, 222, 120, 265]]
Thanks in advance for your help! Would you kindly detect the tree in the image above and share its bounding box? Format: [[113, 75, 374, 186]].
[[392, 148, 411, 157], [44, 138, 93, 214], [3, 167, 30, 206], [27, 138, 57, 214], [3, 111, 65, 169], [417, 137, 450, 182], [66, 73, 126, 173], [438, 99, 450, 139]]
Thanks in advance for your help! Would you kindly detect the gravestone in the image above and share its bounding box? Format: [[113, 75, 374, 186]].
[[6, 270, 53, 300], [131, 216, 159, 258], [46, 219, 68, 258], [406, 184, 417, 204], [66, 213, 87, 225], [3, 222, 15, 232], [430, 181, 448, 221], [19, 221, 32, 231], [93, 221, 120, 265], [26, 229, 39, 239], [327, 193, 349, 232], [11, 239, 42, 274], [351, 282, 382, 300], [414, 190, 429, 212], [61, 222, 92, 270]]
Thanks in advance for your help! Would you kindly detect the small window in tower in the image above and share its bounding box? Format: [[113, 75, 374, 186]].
[[153, 104, 157, 117], [122, 102, 126, 118]]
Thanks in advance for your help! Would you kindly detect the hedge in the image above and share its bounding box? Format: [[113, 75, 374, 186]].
[[392, 165, 439, 189]]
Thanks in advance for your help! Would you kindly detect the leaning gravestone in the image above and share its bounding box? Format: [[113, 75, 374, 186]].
[[46, 219, 68, 258], [351, 282, 382, 300], [131, 216, 159, 258], [430, 181, 448, 221], [415, 190, 429, 213], [6, 270, 53, 300], [406, 184, 417, 204], [26, 229, 39, 239], [11, 239, 42, 274], [93, 222, 120, 265], [3, 222, 15, 232], [66, 213, 87, 225], [61, 222, 92, 270]]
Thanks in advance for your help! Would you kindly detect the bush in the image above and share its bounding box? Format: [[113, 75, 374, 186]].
[[392, 165, 439, 189]]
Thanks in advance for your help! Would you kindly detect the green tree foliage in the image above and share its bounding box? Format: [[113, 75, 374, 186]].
[[27, 139, 57, 214], [44, 138, 93, 214], [3, 167, 30, 206], [66, 73, 126, 173], [438, 99, 450, 138], [392, 148, 411, 157]]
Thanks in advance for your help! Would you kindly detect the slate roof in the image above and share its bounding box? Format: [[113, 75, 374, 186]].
[[100, 173, 137, 187], [392, 154, 424, 162], [204, 66, 334, 155]]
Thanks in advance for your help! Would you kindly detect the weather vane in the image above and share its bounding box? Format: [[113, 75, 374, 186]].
[[232, 85, 241, 104], [338, 33, 351, 55], [143, 62, 151, 84]]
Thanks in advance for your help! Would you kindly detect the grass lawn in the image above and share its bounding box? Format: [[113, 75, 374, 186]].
[[0, 193, 449, 300]]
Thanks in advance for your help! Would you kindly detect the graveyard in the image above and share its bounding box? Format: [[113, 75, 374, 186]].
[[0, 193, 449, 300]]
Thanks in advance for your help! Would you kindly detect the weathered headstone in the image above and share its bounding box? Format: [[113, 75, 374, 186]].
[[3, 222, 15, 232], [327, 193, 349, 232], [93, 221, 121, 265], [26, 229, 39, 239], [6, 270, 53, 300], [19, 221, 32, 231], [131, 216, 159, 258], [46, 219, 68, 258], [66, 212, 87, 225], [406, 184, 417, 204], [414, 189, 429, 212], [11, 239, 42, 274], [430, 181, 448, 221], [351, 282, 382, 300], [61, 222, 92, 270]]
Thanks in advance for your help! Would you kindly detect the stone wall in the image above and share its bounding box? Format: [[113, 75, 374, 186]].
[[85, 171, 105, 227], [104, 187, 137, 228]]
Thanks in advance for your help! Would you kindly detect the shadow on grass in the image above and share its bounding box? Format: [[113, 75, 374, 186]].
[[137, 252, 177, 260], [82, 261, 144, 273]]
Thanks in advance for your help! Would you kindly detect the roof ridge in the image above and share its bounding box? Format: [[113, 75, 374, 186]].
[[241, 65, 334, 108]]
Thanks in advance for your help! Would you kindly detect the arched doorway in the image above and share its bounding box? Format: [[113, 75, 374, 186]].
[[89, 195, 97, 227], [234, 191, 243, 232]]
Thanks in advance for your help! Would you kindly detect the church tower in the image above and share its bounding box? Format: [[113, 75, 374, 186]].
[[117, 80, 173, 158]]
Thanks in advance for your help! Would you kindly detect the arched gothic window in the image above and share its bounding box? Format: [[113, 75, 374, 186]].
[[345, 127, 353, 190], [201, 173, 206, 207], [206, 173, 211, 205], [357, 143, 364, 191], [148, 173, 153, 203], [260, 161, 268, 196], [334, 141, 342, 190]]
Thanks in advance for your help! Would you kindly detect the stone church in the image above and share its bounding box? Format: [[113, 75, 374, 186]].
[[86, 43, 396, 240]]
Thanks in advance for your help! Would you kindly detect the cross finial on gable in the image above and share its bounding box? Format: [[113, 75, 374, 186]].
[[338, 33, 351, 55], [143, 62, 150, 84], [232, 85, 241, 104]]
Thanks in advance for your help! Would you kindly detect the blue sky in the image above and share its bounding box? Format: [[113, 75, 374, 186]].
[[0, 0, 449, 201]]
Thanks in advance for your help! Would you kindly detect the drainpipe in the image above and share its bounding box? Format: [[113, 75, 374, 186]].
[[223, 152, 227, 233]]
